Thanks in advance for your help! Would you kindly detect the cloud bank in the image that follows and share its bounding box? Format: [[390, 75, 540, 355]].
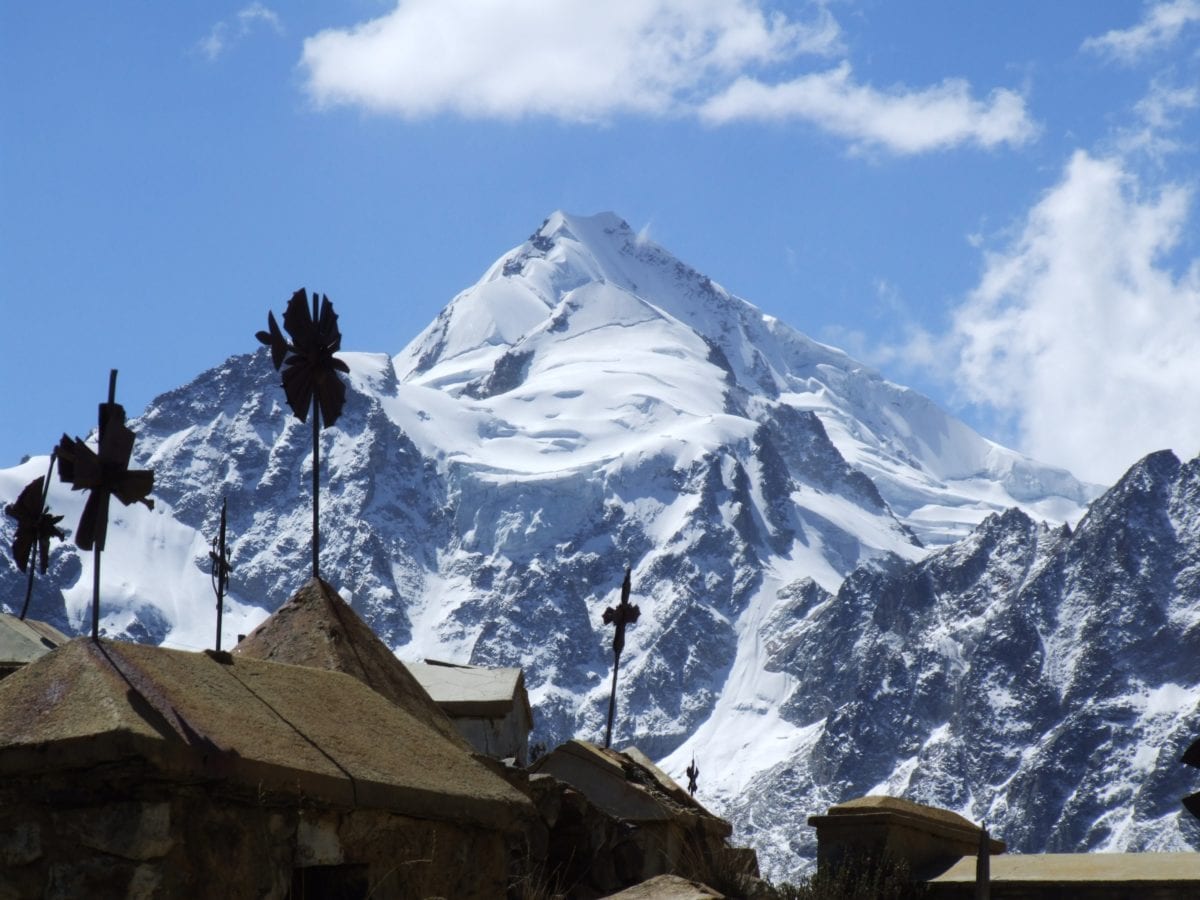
[[950, 150, 1200, 484], [300, 0, 1034, 154]]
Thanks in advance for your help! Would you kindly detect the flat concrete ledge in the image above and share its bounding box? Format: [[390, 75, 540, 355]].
[[926, 852, 1200, 899]]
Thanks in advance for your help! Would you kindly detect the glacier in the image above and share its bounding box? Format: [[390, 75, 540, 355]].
[[10, 211, 1191, 881]]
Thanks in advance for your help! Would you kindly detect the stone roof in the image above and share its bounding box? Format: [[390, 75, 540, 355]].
[[601, 873, 725, 899], [233, 578, 467, 749], [0, 613, 68, 669], [531, 739, 730, 835], [0, 638, 535, 832], [811, 794, 1006, 855], [405, 659, 533, 722]]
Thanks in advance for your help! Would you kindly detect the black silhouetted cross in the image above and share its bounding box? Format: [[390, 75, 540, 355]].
[[602, 566, 640, 749]]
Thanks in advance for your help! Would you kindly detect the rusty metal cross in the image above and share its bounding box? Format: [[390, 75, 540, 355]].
[[209, 497, 232, 652], [602, 566, 640, 749]]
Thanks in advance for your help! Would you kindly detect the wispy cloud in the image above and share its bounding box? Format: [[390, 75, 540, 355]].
[[698, 63, 1036, 153], [300, 1, 1034, 155], [198, 3, 283, 61], [947, 150, 1200, 483], [1082, 0, 1200, 64], [1112, 78, 1200, 160]]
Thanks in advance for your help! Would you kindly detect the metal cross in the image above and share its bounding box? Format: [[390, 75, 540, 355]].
[[602, 566, 640, 749], [256, 289, 349, 580], [56, 370, 154, 640], [209, 497, 232, 652], [4, 453, 65, 620]]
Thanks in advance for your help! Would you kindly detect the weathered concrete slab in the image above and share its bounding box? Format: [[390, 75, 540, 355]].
[[233, 578, 468, 749], [405, 659, 534, 763], [0, 614, 68, 672], [533, 740, 670, 822], [809, 794, 1003, 878], [0, 638, 536, 833], [405, 659, 529, 719], [927, 851, 1200, 898]]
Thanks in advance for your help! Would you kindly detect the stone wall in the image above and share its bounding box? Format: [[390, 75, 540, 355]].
[[0, 762, 527, 900]]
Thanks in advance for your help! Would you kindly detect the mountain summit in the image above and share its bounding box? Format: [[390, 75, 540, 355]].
[[403, 212, 1095, 540], [1, 211, 1108, 876]]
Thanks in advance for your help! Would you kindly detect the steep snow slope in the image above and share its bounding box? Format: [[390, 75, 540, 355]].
[[1, 211, 1107, 879]]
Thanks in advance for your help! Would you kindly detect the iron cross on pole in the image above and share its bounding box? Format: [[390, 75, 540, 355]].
[[602, 566, 640, 750], [209, 497, 232, 652], [5, 451, 65, 621], [56, 369, 154, 641]]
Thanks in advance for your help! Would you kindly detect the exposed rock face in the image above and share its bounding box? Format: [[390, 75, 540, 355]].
[[729, 451, 1200, 877]]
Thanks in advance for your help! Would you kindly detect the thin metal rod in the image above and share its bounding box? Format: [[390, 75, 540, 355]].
[[92, 370, 117, 641], [312, 399, 320, 581], [20, 556, 34, 621], [91, 549, 101, 641], [605, 650, 621, 749], [311, 288, 320, 582], [19, 452, 57, 620], [215, 496, 227, 652], [975, 823, 990, 900]]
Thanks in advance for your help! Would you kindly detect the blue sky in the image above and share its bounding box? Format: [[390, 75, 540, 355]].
[[3, 1, 1199, 484]]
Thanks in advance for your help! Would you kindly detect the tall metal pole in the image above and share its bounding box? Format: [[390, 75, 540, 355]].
[[604, 649, 621, 749], [18, 453, 57, 621], [602, 567, 639, 750], [975, 823, 990, 900], [92, 369, 117, 641], [214, 497, 228, 652], [311, 292, 320, 581]]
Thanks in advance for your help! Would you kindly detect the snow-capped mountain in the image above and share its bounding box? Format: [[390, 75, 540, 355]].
[[2, 212, 1120, 878]]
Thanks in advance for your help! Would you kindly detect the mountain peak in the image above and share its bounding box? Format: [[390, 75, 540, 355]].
[[531, 210, 633, 249], [395, 210, 1098, 545]]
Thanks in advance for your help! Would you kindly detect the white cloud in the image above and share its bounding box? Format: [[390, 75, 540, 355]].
[[301, 2, 1035, 154], [1114, 78, 1200, 159], [949, 150, 1200, 484], [199, 24, 230, 61], [238, 3, 282, 33], [698, 63, 1036, 153], [1082, 0, 1200, 64], [301, 0, 835, 121], [198, 3, 283, 61]]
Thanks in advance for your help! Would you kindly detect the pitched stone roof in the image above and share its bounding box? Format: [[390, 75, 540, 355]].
[[0, 613, 68, 670], [233, 578, 467, 749], [406, 659, 533, 722], [0, 638, 535, 832], [601, 873, 725, 899], [531, 740, 730, 835]]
